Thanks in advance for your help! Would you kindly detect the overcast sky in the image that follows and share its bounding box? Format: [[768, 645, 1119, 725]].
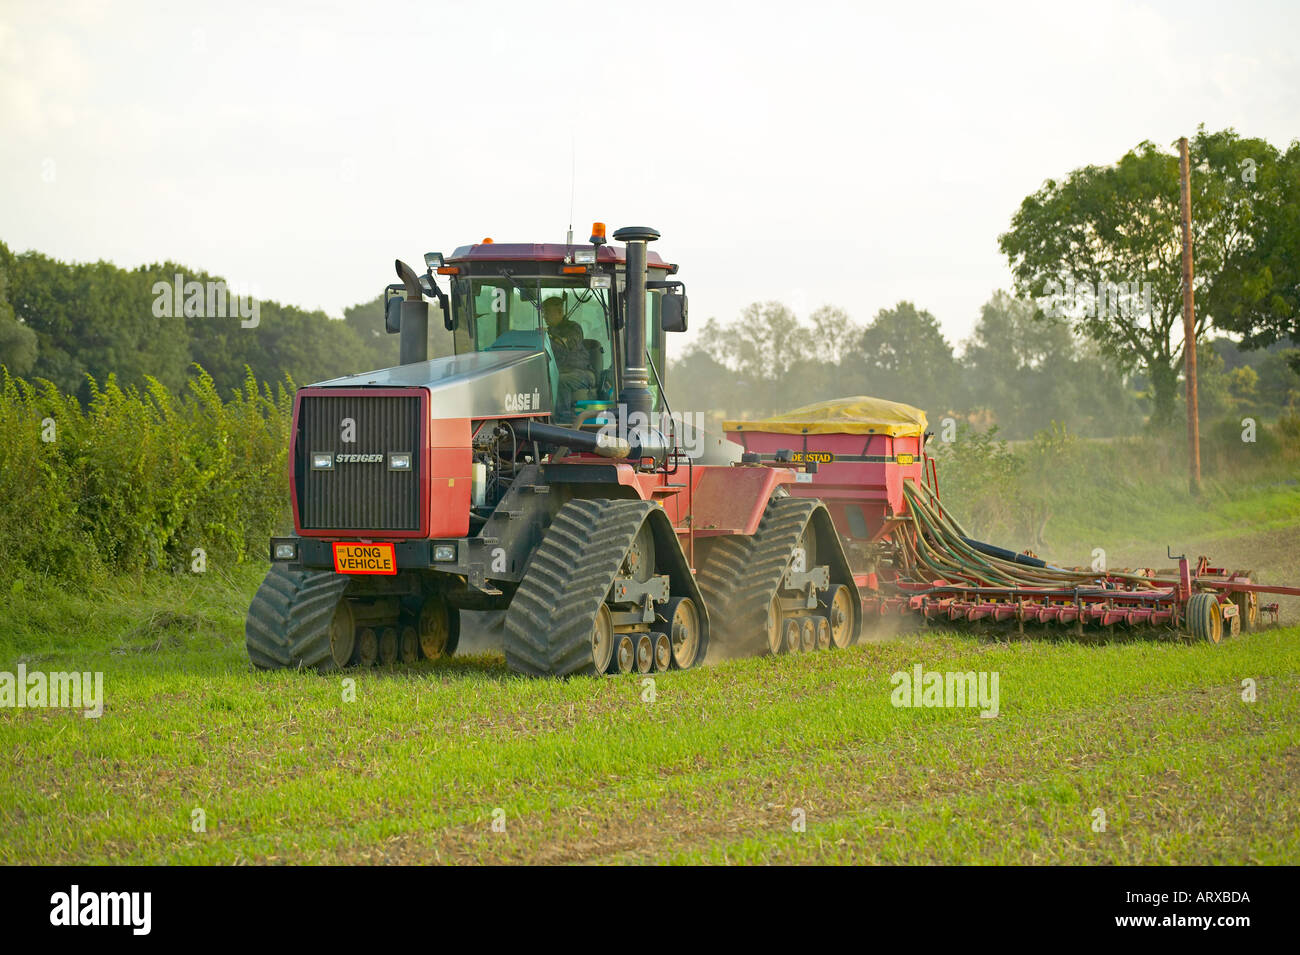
[[2, 0, 1297, 355]]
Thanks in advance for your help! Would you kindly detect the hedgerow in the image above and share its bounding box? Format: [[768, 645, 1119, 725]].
[[0, 365, 292, 585]]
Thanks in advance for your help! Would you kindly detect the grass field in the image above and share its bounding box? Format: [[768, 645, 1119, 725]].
[[2, 483, 1298, 865]]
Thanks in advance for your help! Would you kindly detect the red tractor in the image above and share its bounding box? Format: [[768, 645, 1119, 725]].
[[246, 225, 860, 676], [246, 224, 1298, 675]]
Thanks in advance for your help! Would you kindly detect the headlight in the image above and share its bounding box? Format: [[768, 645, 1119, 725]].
[[433, 544, 457, 562], [589, 274, 611, 290], [311, 452, 333, 470], [389, 452, 412, 471], [574, 249, 596, 264], [272, 541, 297, 561]]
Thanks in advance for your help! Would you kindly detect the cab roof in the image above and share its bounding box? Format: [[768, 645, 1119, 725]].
[[447, 242, 675, 270]]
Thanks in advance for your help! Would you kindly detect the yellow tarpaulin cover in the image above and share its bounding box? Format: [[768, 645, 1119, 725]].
[[725, 396, 928, 437]]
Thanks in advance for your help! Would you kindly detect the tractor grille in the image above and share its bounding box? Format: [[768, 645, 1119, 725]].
[[296, 392, 422, 533]]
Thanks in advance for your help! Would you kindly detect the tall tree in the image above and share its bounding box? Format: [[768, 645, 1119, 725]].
[[961, 291, 1141, 437], [1210, 141, 1300, 369], [998, 127, 1280, 425], [844, 301, 961, 418]]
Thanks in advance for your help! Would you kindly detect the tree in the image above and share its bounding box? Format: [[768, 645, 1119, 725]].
[[1210, 141, 1300, 369], [844, 301, 961, 418], [0, 245, 38, 376], [962, 291, 1141, 437], [998, 127, 1282, 426]]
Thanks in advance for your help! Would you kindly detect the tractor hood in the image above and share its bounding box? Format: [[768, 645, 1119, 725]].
[[309, 348, 554, 419]]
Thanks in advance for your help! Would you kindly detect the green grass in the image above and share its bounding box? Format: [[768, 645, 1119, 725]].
[[1041, 475, 1300, 554], [2, 479, 1297, 865], [2, 572, 1296, 864]]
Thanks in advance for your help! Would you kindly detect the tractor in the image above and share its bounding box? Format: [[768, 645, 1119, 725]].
[[245, 225, 861, 676]]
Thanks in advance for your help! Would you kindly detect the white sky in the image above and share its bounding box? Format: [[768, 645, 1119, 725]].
[[2, 0, 1297, 356]]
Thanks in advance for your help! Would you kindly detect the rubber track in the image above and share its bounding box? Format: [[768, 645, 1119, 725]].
[[699, 496, 820, 658], [245, 564, 351, 671], [503, 498, 658, 677]]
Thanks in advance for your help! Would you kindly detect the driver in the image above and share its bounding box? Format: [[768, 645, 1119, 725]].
[[542, 297, 595, 416]]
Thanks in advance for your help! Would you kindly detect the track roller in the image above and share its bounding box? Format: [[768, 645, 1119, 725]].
[[653, 632, 673, 671], [356, 627, 379, 667], [635, 634, 654, 674], [782, 617, 801, 653], [614, 634, 635, 674], [378, 627, 398, 666], [399, 626, 419, 664], [800, 616, 817, 652], [815, 616, 831, 650]]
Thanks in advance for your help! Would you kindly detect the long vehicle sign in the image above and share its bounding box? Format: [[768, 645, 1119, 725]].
[[332, 542, 397, 575]]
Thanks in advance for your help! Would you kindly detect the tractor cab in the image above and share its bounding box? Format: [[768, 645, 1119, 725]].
[[429, 231, 682, 422]]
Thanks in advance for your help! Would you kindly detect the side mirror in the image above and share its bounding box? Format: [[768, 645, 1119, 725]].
[[384, 285, 404, 334], [661, 291, 688, 333], [385, 298, 403, 334]]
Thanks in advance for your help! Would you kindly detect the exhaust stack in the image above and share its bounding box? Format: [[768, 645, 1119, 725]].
[[394, 259, 429, 365], [612, 226, 660, 418]]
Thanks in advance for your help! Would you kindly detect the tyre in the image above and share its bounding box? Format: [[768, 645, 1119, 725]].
[[1187, 592, 1224, 644]]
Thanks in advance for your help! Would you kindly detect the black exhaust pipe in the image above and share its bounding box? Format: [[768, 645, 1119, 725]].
[[395, 259, 428, 365], [515, 420, 631, 458], [612, 227, 659, 418]]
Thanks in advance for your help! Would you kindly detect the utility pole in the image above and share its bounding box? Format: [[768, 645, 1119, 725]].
[[1178, 136, 1201, 496]]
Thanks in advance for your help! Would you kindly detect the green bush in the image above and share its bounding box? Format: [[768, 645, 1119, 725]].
[[0, 365, 292, 586]]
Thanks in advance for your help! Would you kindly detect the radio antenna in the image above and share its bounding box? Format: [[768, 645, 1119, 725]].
[[566, 134, 575, 248]]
